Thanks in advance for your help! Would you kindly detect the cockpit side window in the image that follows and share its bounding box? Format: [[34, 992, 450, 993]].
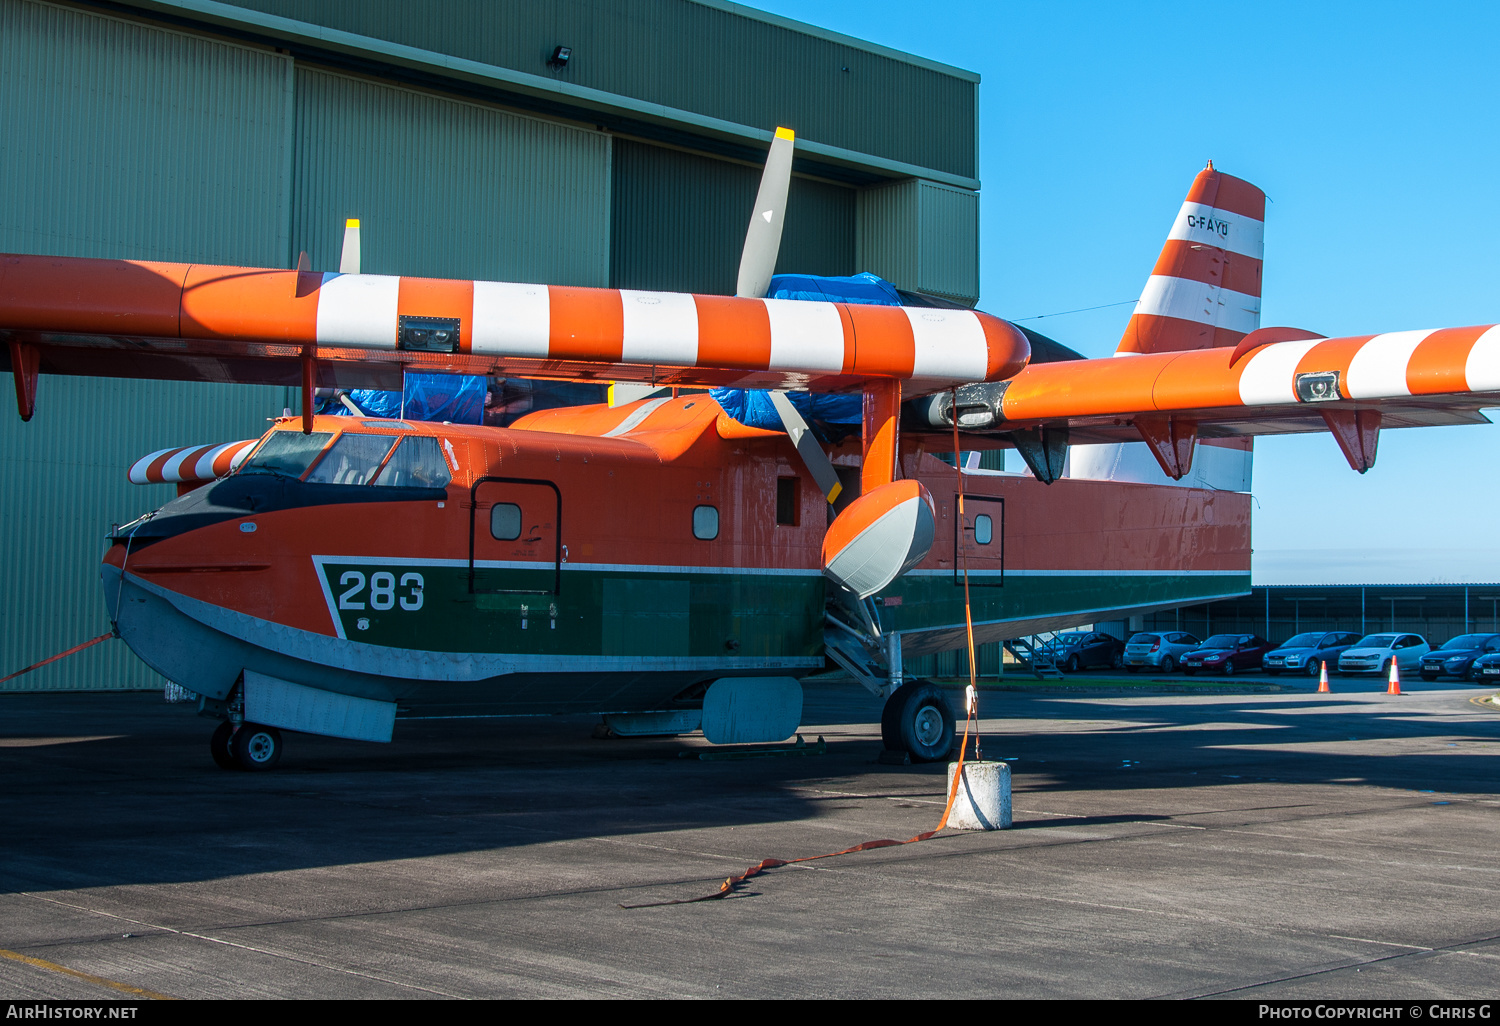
[[306, 433, 398, 485], [239, 431, 333, 479], [373, 436, 452, 489]]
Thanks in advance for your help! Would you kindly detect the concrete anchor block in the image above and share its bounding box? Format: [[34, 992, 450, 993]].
[[944, 760, 1011, 830]]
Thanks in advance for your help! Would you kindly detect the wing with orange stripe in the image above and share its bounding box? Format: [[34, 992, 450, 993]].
[[926, 325, 1500, 477], [0, 254, 1030, 422]]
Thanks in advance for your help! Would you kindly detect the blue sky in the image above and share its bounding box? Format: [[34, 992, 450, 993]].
[[750, 0, 1500, 583]]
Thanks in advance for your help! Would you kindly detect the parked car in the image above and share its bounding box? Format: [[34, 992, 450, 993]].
[[1181, 634, 1276, 676], [1262, 631, 1363, 677], [1337, 633, 1429, 676], [1040, 631, 1125, 673], [1123, 631, 1201, 673], [1469, 650, 1500, 683], [1419, 633, 1500, 681]]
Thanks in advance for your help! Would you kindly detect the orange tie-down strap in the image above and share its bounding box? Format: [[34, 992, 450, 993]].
[[620, 717, 975, 909], [0, 631, 114, 686]]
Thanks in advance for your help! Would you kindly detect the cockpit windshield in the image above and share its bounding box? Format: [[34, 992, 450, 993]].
[[306, 433, 398, 485], [239, 431, 333, 478], [236, 429, 452, 489], [373, 436, 452, 489]]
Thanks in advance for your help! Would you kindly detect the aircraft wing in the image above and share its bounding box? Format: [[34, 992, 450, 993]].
[[918, 325, 1500, 476], [0, 254, 1030, 415]]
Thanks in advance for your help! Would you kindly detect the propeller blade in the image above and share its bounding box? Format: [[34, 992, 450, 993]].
[[735, 127, 795, 299], [768, 390, 843, 504], [339, 218, 361, 275]]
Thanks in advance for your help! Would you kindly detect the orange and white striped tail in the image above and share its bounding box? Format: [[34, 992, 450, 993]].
[[1070, 164, 1264, 490], [1116, 163, 1265, 356]]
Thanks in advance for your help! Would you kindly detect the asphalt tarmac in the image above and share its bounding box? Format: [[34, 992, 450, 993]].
[[3, 674, 1499, 1000]]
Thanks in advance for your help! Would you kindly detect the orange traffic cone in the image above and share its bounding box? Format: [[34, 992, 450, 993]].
[[1387, 658, 1401, 695], [1318, 661, 1330, 693]]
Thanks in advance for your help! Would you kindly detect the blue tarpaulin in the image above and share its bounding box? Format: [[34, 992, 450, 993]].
[[330, 372, 487, 424], [766, 271, 903, 307]]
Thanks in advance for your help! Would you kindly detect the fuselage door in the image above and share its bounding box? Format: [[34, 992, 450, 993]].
[[469, 477, 562, 595]]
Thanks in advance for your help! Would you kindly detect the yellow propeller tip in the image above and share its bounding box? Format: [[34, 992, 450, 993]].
[[775, 126, 795, 140], [345, 218, 360, 228]]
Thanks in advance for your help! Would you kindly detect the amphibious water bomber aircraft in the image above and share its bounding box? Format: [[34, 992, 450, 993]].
[[4, 129, 1498, 770]]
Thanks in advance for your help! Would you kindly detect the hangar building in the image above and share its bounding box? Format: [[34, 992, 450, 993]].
[[0, 0, 982, 689]]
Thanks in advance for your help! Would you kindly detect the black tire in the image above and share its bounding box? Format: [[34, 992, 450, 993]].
[[1110, 652, 1123, 670], [1421, 673, 1438, 682], [1267, 669, 1281, 677], [1065, 655, 1081, 674], [880, 681, 955, 763], [1307, 660, 1323, 678], [1222, 661, 1235, 676], [232, 722, 283, 771], [210, 721, 237, 770], [1161, 656, 1175, 674]]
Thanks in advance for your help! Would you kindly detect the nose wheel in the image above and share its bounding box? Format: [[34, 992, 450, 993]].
[[209, 722, 284, 771], [880, 681, 955, 762]]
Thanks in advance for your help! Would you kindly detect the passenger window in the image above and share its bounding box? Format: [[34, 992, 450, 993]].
[[776, 477, 799, 526], [491, 503, 521, 541], [306, 433, 397, 485], [373, 436, 452, 489], [974, 513, 993, 545], [693, 505, 719, 540]]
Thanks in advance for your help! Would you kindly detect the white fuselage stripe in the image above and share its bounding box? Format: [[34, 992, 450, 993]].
[[1464, 324, 1500, 392], [620, 290, 698, 365], [1238, 338, 1325, 406], [1166, 201, 1265, 260], [1137, 275, 1260, 335], [471, 281, 550, 356], [314, 273, 400, 348], [764, 298, 845, 372], [1345, 329, 1433, 399], [905, 308, 989, 381], [602, 397, 673, 437]]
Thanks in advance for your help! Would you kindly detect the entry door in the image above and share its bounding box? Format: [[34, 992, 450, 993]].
[[469, 477, 561, 595]]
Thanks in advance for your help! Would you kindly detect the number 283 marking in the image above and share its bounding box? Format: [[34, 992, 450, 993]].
[[338, 571, 424, 611]]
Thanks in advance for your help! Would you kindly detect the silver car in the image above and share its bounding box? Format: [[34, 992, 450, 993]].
[[1338, 633, 1430, 676], [1123, 631, 1201, 673]]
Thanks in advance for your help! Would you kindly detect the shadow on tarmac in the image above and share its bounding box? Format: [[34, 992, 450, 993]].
[[1, 680, 1496, 895]]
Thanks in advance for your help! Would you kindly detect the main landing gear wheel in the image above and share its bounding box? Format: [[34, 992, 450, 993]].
[[209, 721, 236, 770], [880, 681, 955, 763], [232, 723, 283, 771]]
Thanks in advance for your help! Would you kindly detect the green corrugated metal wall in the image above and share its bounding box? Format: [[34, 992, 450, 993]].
[[292, 68, 610, 284], [610, 139, 853, 294], [857, 178, 980, 304], [0, 0, 291, 264], [215, 0, 977, 180], [0, 0, 297, 690]]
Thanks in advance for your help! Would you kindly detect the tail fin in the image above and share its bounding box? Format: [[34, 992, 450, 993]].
[[1116, 163, 1265, 355], [1069, 164, 1263, 490]]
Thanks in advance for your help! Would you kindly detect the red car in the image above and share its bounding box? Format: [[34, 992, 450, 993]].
[[1181, 634, 1276, 676]]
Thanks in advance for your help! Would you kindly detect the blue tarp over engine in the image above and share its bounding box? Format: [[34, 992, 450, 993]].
[[712, 272, 900, 439], [328, 372, 487, 424]]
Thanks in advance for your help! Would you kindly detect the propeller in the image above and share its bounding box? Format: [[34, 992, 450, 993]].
[[733, 127, 844, 505], [735, 127, 795, 300]]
